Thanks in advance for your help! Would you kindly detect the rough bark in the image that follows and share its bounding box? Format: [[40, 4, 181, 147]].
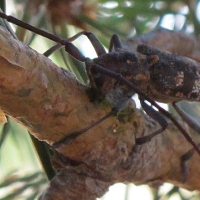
[[0, 26, 200, 200], [126, 27, 200, 62]]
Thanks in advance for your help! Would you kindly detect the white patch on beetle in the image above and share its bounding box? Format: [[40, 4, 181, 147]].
[[175, 92, 184, 98], [191, 81, 200, 97], [175, 71, 184, 87], [126, 59, 133, 64]]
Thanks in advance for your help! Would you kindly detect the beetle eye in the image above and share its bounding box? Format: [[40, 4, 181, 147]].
[[93, 73, 101, 78], [94, 74, 105, 88], [118, 52, 137, 63]]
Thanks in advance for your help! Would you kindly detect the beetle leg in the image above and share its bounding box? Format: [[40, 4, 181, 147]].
[[44, 31, 107, 57], [52, 110, 115, 148], [173, 102, 200, 181], [0, 12, 107, 57], [109, 34, 123, 52], [172, 102, 200, 133], [135, 97, 168, 145], [52, 98, 129, 148]]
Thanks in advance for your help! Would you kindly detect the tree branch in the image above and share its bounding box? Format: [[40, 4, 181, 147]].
[[0, 26, 200, 200], [126, 27, 200, 62]]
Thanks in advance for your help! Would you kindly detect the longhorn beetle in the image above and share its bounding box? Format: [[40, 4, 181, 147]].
[[0, 12, 200, 165]]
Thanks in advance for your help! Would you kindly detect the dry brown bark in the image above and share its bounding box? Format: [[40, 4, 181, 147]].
[[0, 26, 200, 200], [126, 27, 200, 62]]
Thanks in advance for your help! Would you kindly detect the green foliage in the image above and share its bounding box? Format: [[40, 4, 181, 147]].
[[0, 119, 48, 199]]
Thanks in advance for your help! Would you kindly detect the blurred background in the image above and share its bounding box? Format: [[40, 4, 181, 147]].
[[1, 0, 200, 199]]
